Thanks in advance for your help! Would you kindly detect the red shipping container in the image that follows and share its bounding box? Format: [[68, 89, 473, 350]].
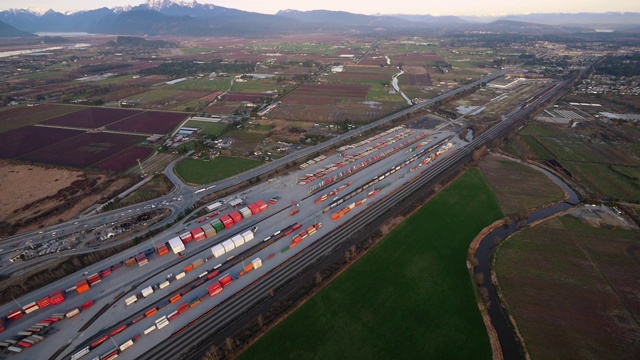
[[255, 200, 268, 212], [100, 268, 112, 277], [208, 282, 223, 296], [50, 290, 65, 305], [87, 273, 101, 286], [178, 303, 189, 314], [229, 211, 242, 223], [221, 215, 234, 229], [219, 274, 233, 287], [7, 309, 23, 321], [81, 300, 94, 309], [248, 203, 260, 215], [207, 270, 220, 279], [180, 232, 193, 243], [37, 296, 52, 309], [191, 228, 206, 241]]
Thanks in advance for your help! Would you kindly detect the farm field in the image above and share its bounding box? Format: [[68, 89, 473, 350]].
[[105, 110, 187, 134], [0, 104, 83, 132], [41, 107, 141, 128], [0, 126, 83, 158], [239, 168, 501, 360], [225, 130, 269, 152], [496, 215, 640, 360], [175, 156, 263, 184], [93, 146, 154, 172], [506, 122, 640, 202], [19, 132, 146, 169], [479, 155, 565, 216]]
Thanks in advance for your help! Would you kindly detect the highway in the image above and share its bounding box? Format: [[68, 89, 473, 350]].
[[0, 68, 507, 274]]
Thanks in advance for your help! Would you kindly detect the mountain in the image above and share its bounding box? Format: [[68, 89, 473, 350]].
[[0, 7, 115, 32], [390, 14, 468, 25], [277, 9, 409, 27], [0, 19, 36, 37]]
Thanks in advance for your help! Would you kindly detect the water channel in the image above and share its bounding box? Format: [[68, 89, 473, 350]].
[[473, 162, 580, 359]]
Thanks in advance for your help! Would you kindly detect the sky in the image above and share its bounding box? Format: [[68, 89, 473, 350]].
[[1, 0, 639, 16]]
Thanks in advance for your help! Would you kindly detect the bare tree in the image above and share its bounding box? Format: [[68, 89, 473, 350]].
[[315, 272, 323, 285], [224, 337, 235, 352], [203, 346, 219, 360], [257, 314, 265, 328]]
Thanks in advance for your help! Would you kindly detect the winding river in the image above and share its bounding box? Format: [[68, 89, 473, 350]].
[[473, 163, 580, 359]]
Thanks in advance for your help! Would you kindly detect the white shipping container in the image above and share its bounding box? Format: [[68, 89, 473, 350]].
[[239, 207, 252, 218], [119, 339, 134, 352], [168, 237, 185, 254], [154, 316, 167, 325], [156, 319, 169, 329], [141, 286, 154, 298], [211, 244, 225, 258], [241, 231, 254, 242], [124, 295, 138, 306], [159, 281, 170, 289], [231, 234, 244, 247], [251, 258, 262, 269], [175, 272, 186, 280], [143, 325, 156, 335], [222, 239, 235, 252], [206, 201, 222, 212]]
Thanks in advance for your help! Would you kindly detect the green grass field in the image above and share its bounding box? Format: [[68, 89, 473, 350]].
[[184, 120, 227, 137], [175, 156, 262, 184], [239, 168, 501, 360], [230, 79, 280, 93], [169, 77, 232, 91]]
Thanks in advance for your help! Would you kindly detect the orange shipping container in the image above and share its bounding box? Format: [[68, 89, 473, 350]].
[[184, 264, 194, 273], [145, 307, 158, 318], [170, 294, 182, 304], [293, 236, 303, 244], [76, 280, 90, 294], [331, 213, 341, 220], [243, 264, 253, 273]]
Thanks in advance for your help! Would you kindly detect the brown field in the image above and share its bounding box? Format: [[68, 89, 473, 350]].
[[0, 161, 135, 236], [267, 101, 403, 123], [198, 91, 223, 102], [496, 215, 640, 360], [479, 155, 565, 215], [404, 66, 429, 74], [41, 107, 142, 128], [0, 126, 83, 159]]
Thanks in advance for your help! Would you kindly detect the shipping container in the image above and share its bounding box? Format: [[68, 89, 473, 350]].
[[36, 296, 51, 309], [218, 274, 233, 287], [65, 307, 80, 319], [247, 203, 260, 215], [293, 235, 303, 244], [131, 315, 144, 325], [168, 237, 185, 254], [191, 227, 206, 241], [100, 348, 119, 360], [229, 211, 242, 223], [125, 258, 136, 266], [124, 295, 138, 306], [177, 303, 189, 314], [157, 244, 169, 256], [87, 273, 101, 286], [231, 234, 244, 247], [145, 307, 158, 318], [241, 231, 254, 242], [220, 215, 234, 229], [252, 258, 263, 269], [135, 253, 148, 266], [211, 219, 225, 232], [156, 318, 169, 329], [71, 346, 90, 360], [143, 325, 156, 335], [184, 264, 194, 273], [208, 282, 223, 297], [81, 300, 95, 310], [207, 269, 221, 279], [119, 339, 134, 352], [141, 286, 154, 298], [239, 207, 252, 219], [76, 279, 90, 294], [170, 294, 182, 304], [255, 200, 268, 212], [100, 268, 112, 278], [175, 272, 186, 280], [179, 232, 193, 243], [165, 311, 179, 322], [110, 324, 127, 336], [201, 224, 216, 238], [221, 239, 235, 252]]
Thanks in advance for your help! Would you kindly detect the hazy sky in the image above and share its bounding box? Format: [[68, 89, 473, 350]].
[[2, 0, 638, 16]]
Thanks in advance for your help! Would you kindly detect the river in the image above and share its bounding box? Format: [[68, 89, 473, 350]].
[[391, 70, 413, 106], [473, 162, 580, 359]]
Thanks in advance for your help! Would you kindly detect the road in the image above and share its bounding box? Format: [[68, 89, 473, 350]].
[[0, 69, 507, 273]]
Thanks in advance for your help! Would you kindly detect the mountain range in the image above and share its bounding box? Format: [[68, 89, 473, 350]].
[[0, 0, 639, 37]]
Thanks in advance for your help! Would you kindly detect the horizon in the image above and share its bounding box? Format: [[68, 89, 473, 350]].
[[1, 0, 639, 17]]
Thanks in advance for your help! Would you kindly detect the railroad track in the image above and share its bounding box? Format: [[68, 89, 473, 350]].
[[137, 79, 568, 360]]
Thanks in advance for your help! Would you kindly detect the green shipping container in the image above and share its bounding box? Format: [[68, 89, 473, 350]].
[[211, 220, 225, 232], [280, 246, 290, 253]]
